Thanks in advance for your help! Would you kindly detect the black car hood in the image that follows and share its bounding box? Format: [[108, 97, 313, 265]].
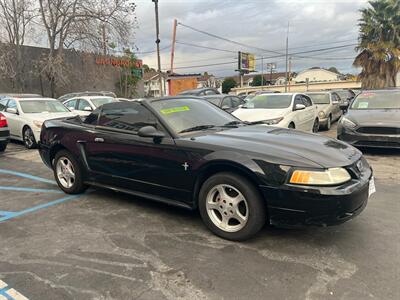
[[346, 109, 400, 126], [190, 126, 361, 168]]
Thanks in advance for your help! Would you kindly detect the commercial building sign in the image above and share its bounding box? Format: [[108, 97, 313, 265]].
[[238, 52, 255, 73], [95, 57, 143, 68]]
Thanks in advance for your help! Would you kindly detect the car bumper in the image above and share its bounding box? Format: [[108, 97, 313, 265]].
[[38, 142, 52, 168], [338, 127, 400, 148], [260, 165, 372, 227], [0, 128, 10, 143]]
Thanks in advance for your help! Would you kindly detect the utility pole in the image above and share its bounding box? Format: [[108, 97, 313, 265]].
[[267, 63, 276, 85], [261, 56, 264, 90], [152, 0, 163, 97], [288, 57, 292, 92], [170, 19, 178, 73], [285, 21, 289, 92]]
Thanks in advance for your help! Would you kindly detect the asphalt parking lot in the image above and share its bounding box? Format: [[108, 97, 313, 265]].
[[0, 126, 399, 300]]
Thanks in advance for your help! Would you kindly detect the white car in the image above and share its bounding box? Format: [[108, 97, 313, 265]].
[[0, 97, 76, 149], [232, 93, 319, 132], [63, 96, 117, 116]]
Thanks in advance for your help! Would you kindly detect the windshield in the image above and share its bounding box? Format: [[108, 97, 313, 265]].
[[351, 91, 400, 110], [91, 97, 116, 108], [308, 93, 330, 104], [242, 94, 292, 109], [20, 100, 70, 113], [150, 98, 238, 134]]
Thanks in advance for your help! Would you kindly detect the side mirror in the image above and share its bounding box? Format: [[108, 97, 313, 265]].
[[83, 106, 92, 111], [238, 104, 243, 108], [295, 104, 306, 111], [221, 105, 230, 110], [138, 126, 165, 139], [339, 101, 349, 110], [6, 107, 18, 114], [332, 100, 339, 104]]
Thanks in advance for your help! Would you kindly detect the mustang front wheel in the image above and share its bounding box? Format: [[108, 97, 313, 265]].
[[199, 172, 266, 241]]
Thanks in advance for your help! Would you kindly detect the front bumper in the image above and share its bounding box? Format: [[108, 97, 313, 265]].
[[261, 162, 372, 227], [337, 126, 400, 148]]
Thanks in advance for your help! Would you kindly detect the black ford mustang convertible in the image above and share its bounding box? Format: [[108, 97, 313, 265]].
[[39, 97, 374, 240]]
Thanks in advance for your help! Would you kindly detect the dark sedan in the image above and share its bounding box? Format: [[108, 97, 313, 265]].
[[337, 89, 400, 148], [39, 97, 373, 241], [202, 94, 245, 113]]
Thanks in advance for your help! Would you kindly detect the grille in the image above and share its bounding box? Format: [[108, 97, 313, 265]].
[[354, 140, 400, 147], [356, 127, 400, 135]]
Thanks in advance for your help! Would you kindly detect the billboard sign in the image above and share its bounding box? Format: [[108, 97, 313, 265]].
[[238, 52, 255, 73]]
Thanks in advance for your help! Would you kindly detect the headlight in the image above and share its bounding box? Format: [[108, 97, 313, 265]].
[[318, 111, 326, 118], [340, 117, 356, 129], [262, 117, 284, 125], [289, 167, 351, 185], [33, 120, 43, 129]]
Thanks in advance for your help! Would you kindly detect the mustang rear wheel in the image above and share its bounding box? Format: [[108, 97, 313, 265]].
[[199, 172, 266, 241], [53, 150, 87, 194]]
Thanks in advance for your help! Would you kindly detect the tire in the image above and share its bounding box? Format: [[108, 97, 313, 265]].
[[325, 115, 332, 130], [53, 150, 87, 194], [23, 126, 37, 149], [288, 122, 295, 129], [312, 118, 320, 133], [198, 172, 266, 241], [0, 142, 6, 152]]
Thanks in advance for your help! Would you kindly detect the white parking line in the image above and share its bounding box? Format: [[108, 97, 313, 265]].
[[0, 279, 29, 300]]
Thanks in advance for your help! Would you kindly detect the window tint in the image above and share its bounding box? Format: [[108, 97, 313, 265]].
[[0, 99, 8, 111], [65, 99, 77, 110], [222, 97, 232, 108], [302, 95, 312, 107], [78, 99, 91, 111], [98, 102, 162, 133]]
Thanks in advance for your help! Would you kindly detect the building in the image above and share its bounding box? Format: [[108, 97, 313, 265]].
[[293, 68, 340, 83], [231, 72, 292, 87], [143, 71, 168, 97], [197, 73, 218, 89]]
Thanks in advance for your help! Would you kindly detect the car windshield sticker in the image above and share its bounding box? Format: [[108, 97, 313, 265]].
[[160, 106, 190, 115], [358, 102, 369, 108], [361, 92, 375, 97]]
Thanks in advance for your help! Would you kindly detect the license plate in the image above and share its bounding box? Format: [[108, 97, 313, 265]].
[[369, 177, 376, 197]]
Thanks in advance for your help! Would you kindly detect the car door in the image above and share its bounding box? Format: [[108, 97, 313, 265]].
[[2, 99, 22, 139], [301, 95, 316, 131], [292, 95, 308, 130], [83, 102, 191, 203]]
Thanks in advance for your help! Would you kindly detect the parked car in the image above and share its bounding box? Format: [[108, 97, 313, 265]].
[[39, 97, 373, 241], [0, 97, 76, 149], [0, 112, 9, 152], [202, 94, 246, 113], [337, 89, 400, 148], [233, 93, 320, 132], [0, 93, 41, 100], [58, 91, 117, 102], [178, 88, 220, 96], [63, 96, 118, 116], [306, 91, 342, 130], [332, 89, 356, 103]]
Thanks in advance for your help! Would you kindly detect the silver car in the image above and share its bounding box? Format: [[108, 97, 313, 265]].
[[306, 91, 342, 130]]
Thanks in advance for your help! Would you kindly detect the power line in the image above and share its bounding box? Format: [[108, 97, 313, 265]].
[[178, 22, 283, 55], [176, 41, 237, 53]]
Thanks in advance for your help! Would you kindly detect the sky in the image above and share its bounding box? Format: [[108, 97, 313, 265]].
[[131, 0, 369, 77]]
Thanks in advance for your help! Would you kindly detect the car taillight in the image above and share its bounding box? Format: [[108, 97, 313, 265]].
[[0, 113, 7, 127]]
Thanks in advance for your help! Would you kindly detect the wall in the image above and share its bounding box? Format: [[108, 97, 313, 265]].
[[0, 44, 144, 98], [168, 77, 198, 96], [231, 80, 362, 94], [294, 69, 339, 83]]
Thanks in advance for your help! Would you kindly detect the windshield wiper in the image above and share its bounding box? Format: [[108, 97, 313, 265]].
[[179, 125, 216, 133], [223, 120, 243, 126]]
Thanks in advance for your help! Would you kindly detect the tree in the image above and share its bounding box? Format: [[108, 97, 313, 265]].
[[328, 67, 340, 74], [251, 75, 266, 86], [353, 0, 400, 88], [222, 77, 237, 93], [0, 0, 36, 91]]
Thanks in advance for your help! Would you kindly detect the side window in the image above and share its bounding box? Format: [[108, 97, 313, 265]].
[[98, 103, 163, 134], [205, 89, 216, 95], [294, 96, 303, 107], [332, 93, 340, 103], [65, 99, 77, 110], [231, 97, 241, 108], [0, 99, 8, 111], [302, 95, 312, 107], [222, 97, 232, 108], [7, 99, 17, 109], [78, 99, 92, 111], [84, 108, 100, 125]]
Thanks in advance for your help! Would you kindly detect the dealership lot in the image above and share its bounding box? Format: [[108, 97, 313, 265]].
[[0, 127, 399, 300]]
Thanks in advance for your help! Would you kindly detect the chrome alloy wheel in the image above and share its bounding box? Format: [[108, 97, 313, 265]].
[[206, 184, 249, 232], [23, 128, 35, 148], [56, 157, 76, 188]]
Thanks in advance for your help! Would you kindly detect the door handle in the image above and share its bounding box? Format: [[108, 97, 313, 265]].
[[94, 137, 104, 143]]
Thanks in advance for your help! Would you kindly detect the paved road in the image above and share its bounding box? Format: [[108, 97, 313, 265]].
[[0, 127, 399, 300]]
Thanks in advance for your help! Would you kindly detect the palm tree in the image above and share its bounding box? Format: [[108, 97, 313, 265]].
[[353, 0, 400, 88]]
